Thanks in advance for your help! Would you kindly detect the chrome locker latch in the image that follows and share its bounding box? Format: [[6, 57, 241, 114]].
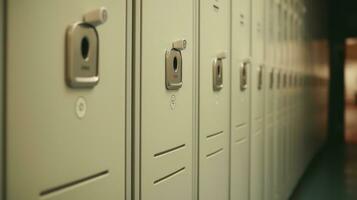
[[277, 70, 281, 89], [269, 68, 275, 89], [165, 39, 187, 90], [213, 52, 227, 91], [257, 64, 263, 90], [283, 72, 287, 88], [66, 7, 108, 88], [240, 59, 250, 91]]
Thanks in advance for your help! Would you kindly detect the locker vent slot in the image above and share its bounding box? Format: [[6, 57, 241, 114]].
[[39, 170, 109, 197], [154, 167, 186, 185], [206, 131, 223, 139], [154, 144, 186, 157], [235, 123, 245, 129], [206, 148, 223, 158], [235, 138, 246, 144]]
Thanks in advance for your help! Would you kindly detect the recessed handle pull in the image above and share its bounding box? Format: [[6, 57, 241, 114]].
[[240, 60, 249, 91]]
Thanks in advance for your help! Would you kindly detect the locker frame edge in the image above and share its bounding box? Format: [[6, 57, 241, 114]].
[[1, 0, 4, 199], [126, 0, 133, 199], [132, 0, 141, 199]]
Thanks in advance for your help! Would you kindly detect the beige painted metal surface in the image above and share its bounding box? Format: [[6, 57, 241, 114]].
[[1, 1, 330, 199], [264, 0, 275, 199], [230, 0, 251, 199], [198, 1, 230, 200], [6, 1, 127, 199], [250, 0, 265, 198], [138, 1, 194, 200]]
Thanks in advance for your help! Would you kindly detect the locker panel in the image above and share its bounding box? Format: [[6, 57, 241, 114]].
[[6, 1, 127, 200], [287, 72, 294, 195], [282, 73, 289, 199], [251, 0, 264, 119], [273, 70, 282, 200], [231, 0, 251, 137], [264, 66, 274, 200], [140, 1, 194, 200], [232, 0, 251, 61], [199, 0, 230, 200], [250, 0, 265, 199], [264, 121, 274, 200], [230, 137, 249, 200]]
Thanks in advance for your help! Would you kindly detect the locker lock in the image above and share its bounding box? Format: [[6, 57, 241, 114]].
[[257, 64, 263, 90], [277, 70, 281, 89], [66, 7, 108, 88], [269, 68, 274, 89], [294, 74, 298, 87], [289, 73, 293, 88], [165, 39, 187, 90], [240, 60, 249, 91], [213, 52, 227, 91]]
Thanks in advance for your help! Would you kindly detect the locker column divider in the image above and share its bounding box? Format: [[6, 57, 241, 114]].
[[0, 0, 4, 199], [228, 0, 232, 198], [126, 0, 133, 200], [193, 0, 199, 200], [132, 0, 142, 199], [248, 1, 253, 200]]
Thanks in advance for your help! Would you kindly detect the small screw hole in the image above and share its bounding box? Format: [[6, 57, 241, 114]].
[[81, 37, 90, 60]]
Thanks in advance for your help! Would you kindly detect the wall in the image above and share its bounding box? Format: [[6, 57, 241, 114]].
[[345, 42, 357, 104], [345, 61, 357, 103]]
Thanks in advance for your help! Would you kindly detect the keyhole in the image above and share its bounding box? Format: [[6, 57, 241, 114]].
[[242, 67, 246, 82], [217, 65, 221, 77], [81, 37, 90, 60], [173, 56, 178, 72]]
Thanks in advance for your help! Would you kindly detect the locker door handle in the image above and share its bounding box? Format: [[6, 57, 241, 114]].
[[66, 7, 108, 88], [269, 68, 274, 89], [240, 60, 249, 91], [213, 52, 227, 91], [165, 39, 187, 90], [277, 70, 281, 89], [257, 64, 263, 90]]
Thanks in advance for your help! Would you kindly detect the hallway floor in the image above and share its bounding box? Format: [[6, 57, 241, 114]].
[[291, 145, 357, 200], [290, 104, 357, 200]]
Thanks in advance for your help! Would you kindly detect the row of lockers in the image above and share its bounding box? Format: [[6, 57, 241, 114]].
[[0, 0, 329, 200]]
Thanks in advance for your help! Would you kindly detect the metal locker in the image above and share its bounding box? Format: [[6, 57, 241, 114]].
[[198, 1, 230, 200], [230, 0, 251, 198], [263, 0, 275, 199], [250, 0, 265, 198], [6, 1, 128, 200], [135, 1, 194, 200], [272, 2, 281, 200], [273, 69, 281, 200]]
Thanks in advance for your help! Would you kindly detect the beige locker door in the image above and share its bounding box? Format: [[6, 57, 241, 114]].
[[263, 0, 275, 199], [250, 0, 265, 198], [273, 70, 281, 200], [6, 1, 127, 200], [139, 1, 194, 200], [230, 0, 251, 199], [199, 0, 230, 200]]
